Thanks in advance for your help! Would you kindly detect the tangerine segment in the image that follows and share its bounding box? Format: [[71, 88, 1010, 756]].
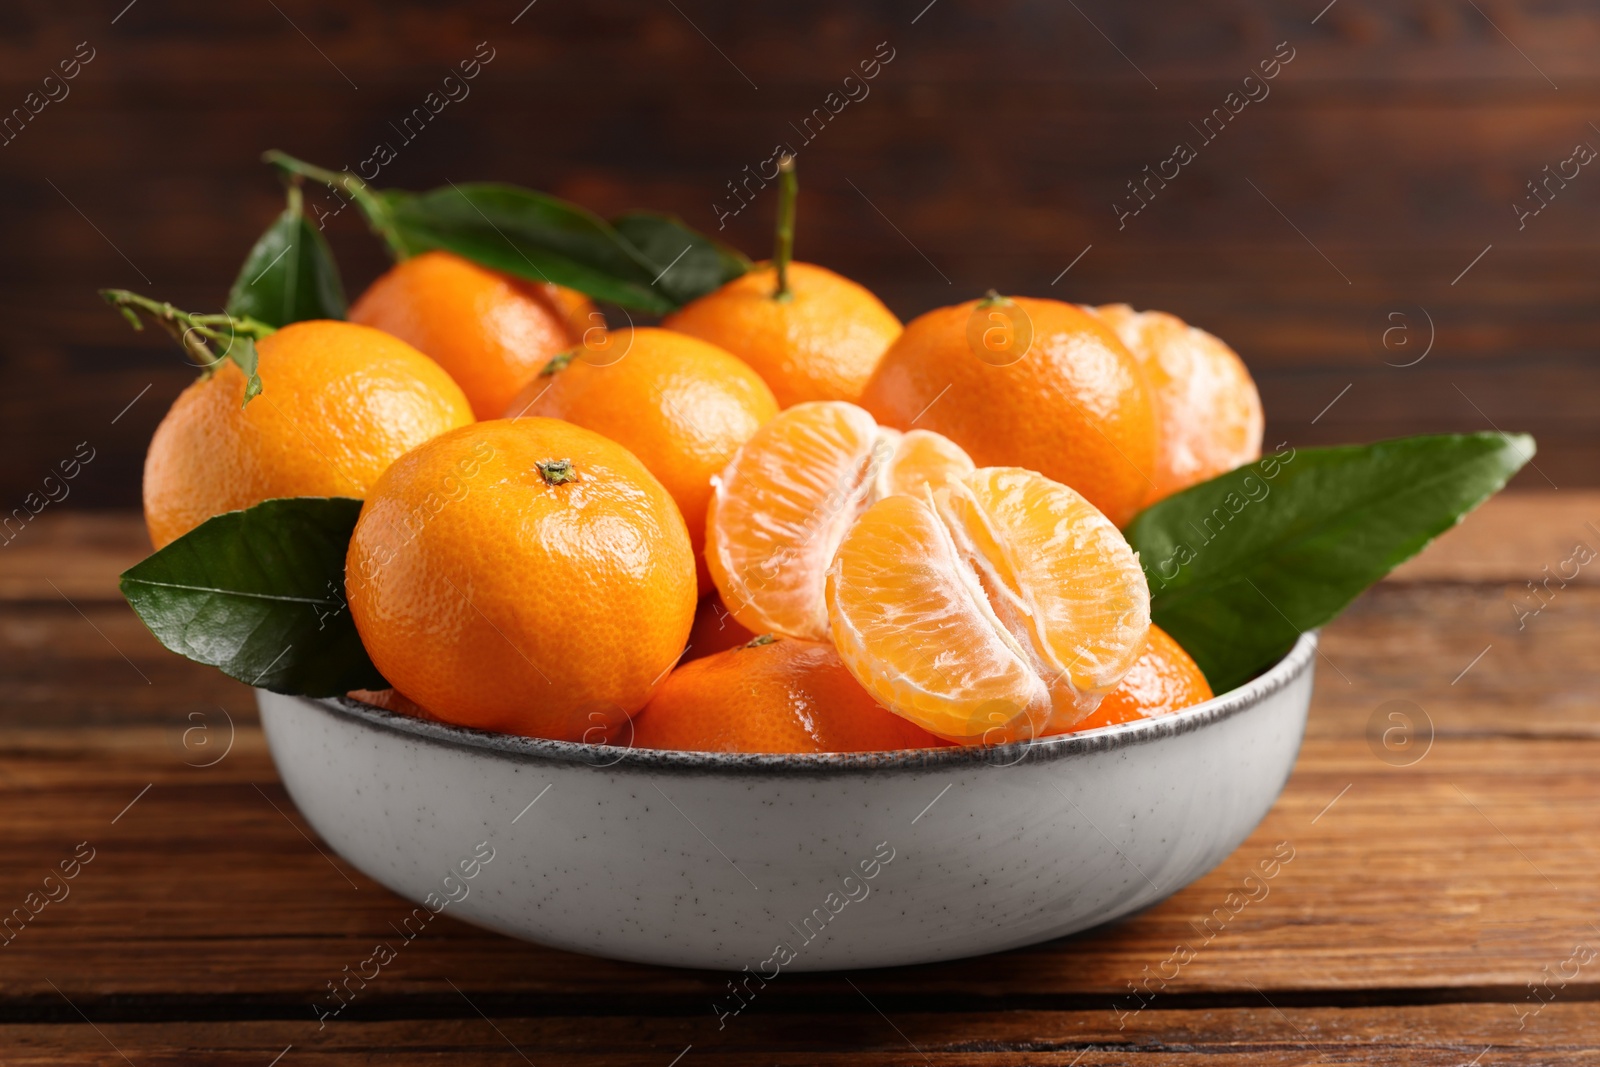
[[1088, 304, 1263, 504], [631, 637, 944, 754], [947, 468, 1151, 693], [706, 402, 884, 639], [878, 428, 976, 497], [705, 402, 974, 640], [826, 468, 1150, 745], [825, 493, 1048, 739]]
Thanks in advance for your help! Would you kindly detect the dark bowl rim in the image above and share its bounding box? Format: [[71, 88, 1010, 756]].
[[275, 632, 1318, 776]]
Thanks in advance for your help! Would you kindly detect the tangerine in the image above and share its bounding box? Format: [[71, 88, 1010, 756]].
[[142, 319, 473, 548], [1067, 624, 1213, 732], [345, 418, 696, 740], [505, 326, 779, 593], [349, 250, 596, 420], [662, 261, 901, 408], [632, 636, 943, 753], [861, 296, 1158, 528]]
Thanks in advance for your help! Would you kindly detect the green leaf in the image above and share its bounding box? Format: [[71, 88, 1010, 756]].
[[259, 153, 750, 312], [226, 187, 348, 328], [379, 183, 677, 312], [1124, 432, 1534, 693], [611, 211, 751, 306], [120, 498, 383, 697]]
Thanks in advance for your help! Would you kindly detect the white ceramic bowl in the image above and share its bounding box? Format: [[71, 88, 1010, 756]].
[[257, 632, 1315, 971]]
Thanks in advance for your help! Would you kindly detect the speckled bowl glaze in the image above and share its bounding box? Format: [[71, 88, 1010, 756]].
[[257, 632, 1316, 971]]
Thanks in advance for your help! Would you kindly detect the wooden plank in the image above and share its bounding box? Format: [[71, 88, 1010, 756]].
[[0, 512, 148, 601], [1389, 490, 1600, 585], [4, 1003, 1600, 1065], [4, 0, 1599, 88]]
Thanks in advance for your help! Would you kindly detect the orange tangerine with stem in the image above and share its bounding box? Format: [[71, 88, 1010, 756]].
[[345, 418, 697, 741], [662, 157, 901, 407], [126, 303, 473, 549], [505, 326, 779, 595]]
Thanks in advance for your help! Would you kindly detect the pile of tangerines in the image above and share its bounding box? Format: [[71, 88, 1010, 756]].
[[140, 233, 1263, 753]]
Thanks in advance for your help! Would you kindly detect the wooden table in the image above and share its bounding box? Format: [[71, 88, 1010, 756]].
[[3, 494, 1597, 1064]]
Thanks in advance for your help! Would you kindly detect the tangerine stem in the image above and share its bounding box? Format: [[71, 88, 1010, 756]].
[[536, 459, 578, 485], [100, 289, 273, 403], [99, 289, 274, 364], [263, 149, 409, 262], [772, 154, 797, 301], [539, 347, 581, 377]]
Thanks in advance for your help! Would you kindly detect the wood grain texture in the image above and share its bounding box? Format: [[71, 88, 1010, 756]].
[[0, 500, 1596, 1061], [6, 1004, 1600, 1065], [0, 0, 1593, 507]]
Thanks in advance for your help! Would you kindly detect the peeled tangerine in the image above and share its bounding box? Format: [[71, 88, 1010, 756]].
[[705, 401, 975, 641], [826, 467, 1150, 744]]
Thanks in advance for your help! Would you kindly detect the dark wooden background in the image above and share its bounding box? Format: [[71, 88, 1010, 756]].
[[2, 0, 1596, 512]]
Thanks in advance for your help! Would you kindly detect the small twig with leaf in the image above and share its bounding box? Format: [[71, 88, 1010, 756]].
[[100, 289, 275, 404], [263, 150, 409, 261]]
